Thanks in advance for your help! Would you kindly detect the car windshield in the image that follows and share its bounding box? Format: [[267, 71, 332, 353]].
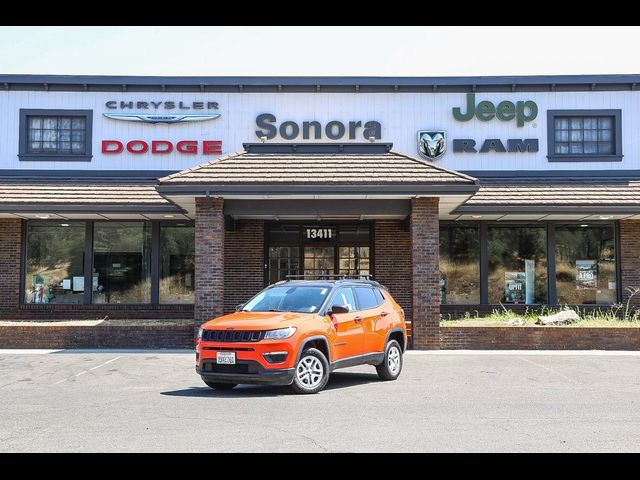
[[242, 285, 330, 313]]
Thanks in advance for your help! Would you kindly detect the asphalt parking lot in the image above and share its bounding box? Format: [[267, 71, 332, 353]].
[[0, 350, 639, 452]]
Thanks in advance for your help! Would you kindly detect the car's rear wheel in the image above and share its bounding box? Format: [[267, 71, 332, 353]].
[[291, 348, 329, 394], [376, 339, 403, 381], [204, 381, 237, 390]]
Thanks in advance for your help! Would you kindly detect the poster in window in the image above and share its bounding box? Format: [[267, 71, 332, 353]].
[[576, 259, 597, 290], [524, 259, 535, 305], [504, 272, 526, 303]]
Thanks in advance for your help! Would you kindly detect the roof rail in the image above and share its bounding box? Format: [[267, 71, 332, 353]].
[[285, 274, 375, 281]]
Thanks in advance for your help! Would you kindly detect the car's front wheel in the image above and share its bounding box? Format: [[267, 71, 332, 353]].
[[376, 339, 403, 381], [204, 381, 237, 390], [291, 348, 330, 394]]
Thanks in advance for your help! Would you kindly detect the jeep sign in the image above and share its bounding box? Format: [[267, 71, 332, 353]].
[[452, 93, 538, 127]]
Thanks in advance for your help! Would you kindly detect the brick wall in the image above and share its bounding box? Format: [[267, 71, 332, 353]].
[[11, 304, 193, 320], [0, 219, 22, 319], [0, 324, 194, 349], [375, 220, 412, 321], [224, 219, 264, 314], [195, 197, 225, 326], [441, 326, 640, 350], [620, 219, 640, 308], [411, 197, 441, 349]]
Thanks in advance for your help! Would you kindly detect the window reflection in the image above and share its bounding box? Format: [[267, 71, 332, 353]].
[[24, 222, 85, 304], [93, 222, 151, 304], [556, 224, 616, 304], [439, 226, 480, 304], [160, 224, 195, 304], [488, 226, 548, 304]]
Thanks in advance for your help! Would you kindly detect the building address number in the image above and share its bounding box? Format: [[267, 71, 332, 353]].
[[305, 228, 333, 240]]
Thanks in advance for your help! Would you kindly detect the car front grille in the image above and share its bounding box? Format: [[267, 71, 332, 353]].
[[200, 361, 259, 374], [201, 329, 264, 342]]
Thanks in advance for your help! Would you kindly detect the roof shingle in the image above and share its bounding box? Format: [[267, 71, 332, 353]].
[[459, 178, 640, 210], [0, 179, 179, 212], [160, 151, 477, 185]]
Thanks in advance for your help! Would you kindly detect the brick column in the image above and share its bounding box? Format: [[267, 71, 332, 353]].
[[195, 197, 225, 326], [0, 219, 22, 318], [411, 197, 440, 349], [620, 219, 640, 308]]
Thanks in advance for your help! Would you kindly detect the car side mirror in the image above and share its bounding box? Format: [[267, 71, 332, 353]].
[[235, 303, 244, 312], [329, 305, 349, 315]]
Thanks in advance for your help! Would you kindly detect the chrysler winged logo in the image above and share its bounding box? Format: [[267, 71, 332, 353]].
[[417, 130, 446, 160], [103, 113, 221, 124]]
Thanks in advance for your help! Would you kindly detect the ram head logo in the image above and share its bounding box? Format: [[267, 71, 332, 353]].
[[417, 130, 446, 160]]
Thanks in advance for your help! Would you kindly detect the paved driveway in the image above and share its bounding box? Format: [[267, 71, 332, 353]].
[[0, 350, 639, 452]]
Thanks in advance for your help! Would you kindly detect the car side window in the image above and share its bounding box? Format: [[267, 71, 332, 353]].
[[354, 287, 379, 310], [331, 288, 356, 312], [373, 288, 385, 305]]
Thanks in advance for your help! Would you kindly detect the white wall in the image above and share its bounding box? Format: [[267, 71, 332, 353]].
[[0, 89, 637, 172]]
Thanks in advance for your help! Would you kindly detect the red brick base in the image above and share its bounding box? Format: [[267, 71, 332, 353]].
[[0, 324, 195, 349], [441, 327, 640, 350]]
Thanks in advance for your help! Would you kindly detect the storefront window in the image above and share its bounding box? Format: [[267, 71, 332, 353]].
[[439, 225, 480, 304], [24, 222, 85, 304], [160, 224, 195, 304], [555, 224, 617, 304], [488, 226, 548, 304], [93, 222, 152, 304]]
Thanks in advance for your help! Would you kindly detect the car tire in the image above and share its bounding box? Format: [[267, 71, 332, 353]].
[[204, 381, 237, 390], [376, 339, 403, 381], [291, 348, 330, 394]]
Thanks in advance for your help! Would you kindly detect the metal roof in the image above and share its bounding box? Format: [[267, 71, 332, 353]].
[[2, 73, 640, 93]]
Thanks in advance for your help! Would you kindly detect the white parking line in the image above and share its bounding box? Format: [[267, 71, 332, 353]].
[[517, 356, 574, 382], [51, 356, 122, 385], [406, 350, 640, 356]]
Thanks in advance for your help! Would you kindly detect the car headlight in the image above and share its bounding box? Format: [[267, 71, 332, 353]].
[[263, 327, 296, 340], [197, 327, 203, 339]]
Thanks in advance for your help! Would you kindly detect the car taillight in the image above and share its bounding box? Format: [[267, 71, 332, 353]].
[[400, 308, 405, 320]]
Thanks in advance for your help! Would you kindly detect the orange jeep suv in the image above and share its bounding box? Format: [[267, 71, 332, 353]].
[[195, 277, 407, 394]]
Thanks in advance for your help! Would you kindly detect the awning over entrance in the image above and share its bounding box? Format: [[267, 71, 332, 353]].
[[0, 177, 185, 220], [455, 177, 640, 221], [158, 143, 479, 219]]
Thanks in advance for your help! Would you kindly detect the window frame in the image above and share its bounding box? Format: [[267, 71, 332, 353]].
[[21, 219, 194, 306], [440, 220, 621, 307], [547, 109, 622, 162], [19, 109, 93, 162]]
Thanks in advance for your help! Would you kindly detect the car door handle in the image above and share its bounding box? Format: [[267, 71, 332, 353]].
[[354, 317, 363, 322], [380, 311, 389, 317]]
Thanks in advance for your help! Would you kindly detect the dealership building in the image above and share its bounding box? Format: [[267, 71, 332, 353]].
[[1, 74, 640, 349]]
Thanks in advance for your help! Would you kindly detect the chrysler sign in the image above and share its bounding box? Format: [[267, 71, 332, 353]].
[[103, 113, 221, 124], [103, 100, 222, 124]]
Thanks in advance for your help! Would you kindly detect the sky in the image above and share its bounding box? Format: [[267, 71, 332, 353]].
[[1, 26, 639, 77]]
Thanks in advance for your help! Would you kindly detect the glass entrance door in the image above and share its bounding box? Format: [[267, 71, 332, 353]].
[[304, 247, 335, 279], [266, 222, 373, 284]]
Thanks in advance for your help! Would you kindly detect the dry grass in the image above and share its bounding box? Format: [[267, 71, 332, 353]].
[[441, 304, 640, 328]]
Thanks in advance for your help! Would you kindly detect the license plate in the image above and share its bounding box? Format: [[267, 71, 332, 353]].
[[216, 351, 236, 364]]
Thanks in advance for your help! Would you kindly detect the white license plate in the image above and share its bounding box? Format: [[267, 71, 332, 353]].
[[216, 351, 236, 365]]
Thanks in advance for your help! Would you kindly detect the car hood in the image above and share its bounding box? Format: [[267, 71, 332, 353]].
[[202, 311, 317, 330]]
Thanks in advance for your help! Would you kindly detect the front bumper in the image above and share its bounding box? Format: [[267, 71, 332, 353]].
[[196, 360, 295, 386]]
